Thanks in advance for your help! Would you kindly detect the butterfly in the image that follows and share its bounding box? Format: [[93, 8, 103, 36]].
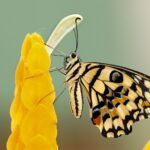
[[64, 51, 150, 138], [50, 18, 150, 138]]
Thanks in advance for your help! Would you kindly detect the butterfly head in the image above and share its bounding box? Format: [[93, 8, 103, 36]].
[[64, 52, 80, 71]]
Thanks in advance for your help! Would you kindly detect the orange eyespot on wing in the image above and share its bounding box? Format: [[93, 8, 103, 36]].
[[92, 116, 101, 126]]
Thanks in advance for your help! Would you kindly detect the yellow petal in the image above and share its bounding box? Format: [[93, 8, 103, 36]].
[[21, 34, 32, 59], [11, 102, 28, 131], [10, 86, 22, 120], [31, 33, 44, 44], [21, 73, 54, 109], [38, 85, 56, 106], [15, 59, 25, 86], [7, 33, 57, 150], [26, 42, 50, 72], [20, 104, 57, 145], [7, 125, 25, 150]]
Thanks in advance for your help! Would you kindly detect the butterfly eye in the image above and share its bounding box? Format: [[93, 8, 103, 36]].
[[110, 71, 123, 83], [71, 52, 76, 59]]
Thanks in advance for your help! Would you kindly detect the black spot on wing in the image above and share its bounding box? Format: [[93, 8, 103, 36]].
[[114, 93, 122, 98], [115, 102, 120, 108], [107, 101, 114, 110], [93, 106, 101, 119], [110, 71, 123, 83], [103, 113, 110, 123], [124, 89, 129, 96], [115, 86, 124, 92], [99, 101, 106, 109], [130, 83, 137, 91]]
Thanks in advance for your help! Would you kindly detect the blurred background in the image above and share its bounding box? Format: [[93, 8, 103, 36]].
[[0, 0, 150, 149]]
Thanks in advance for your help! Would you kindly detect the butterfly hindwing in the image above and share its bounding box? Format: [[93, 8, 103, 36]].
[[80, 62, 150, 138]]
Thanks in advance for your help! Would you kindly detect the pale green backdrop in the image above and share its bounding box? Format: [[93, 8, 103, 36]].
[[0, 0, 150, 150]]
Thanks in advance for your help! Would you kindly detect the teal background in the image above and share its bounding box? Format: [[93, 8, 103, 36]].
[[1, 0, 150, 149]]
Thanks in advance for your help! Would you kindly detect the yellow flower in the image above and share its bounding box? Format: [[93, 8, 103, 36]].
[[144, 141, 150, 150], [7, 33, 58, 150]]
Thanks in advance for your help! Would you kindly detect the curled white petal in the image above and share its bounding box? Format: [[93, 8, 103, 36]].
[[46, 14, 83, 55]]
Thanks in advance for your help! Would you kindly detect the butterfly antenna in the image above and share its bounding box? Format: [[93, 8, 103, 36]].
[[74, 17, 81, 53]]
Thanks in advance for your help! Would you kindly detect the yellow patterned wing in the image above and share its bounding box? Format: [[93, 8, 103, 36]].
[[80, 62, 150, 138]]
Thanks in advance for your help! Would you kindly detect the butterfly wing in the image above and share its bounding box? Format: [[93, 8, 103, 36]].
[[80, 62, 150, 138]]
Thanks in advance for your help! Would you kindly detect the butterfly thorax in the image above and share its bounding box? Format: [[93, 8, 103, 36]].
[[64, 52, 82, 83]]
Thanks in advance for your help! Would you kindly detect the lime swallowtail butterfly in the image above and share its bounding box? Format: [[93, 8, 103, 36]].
[[52, 18, 150, 138], [64, 51, 150, 138]]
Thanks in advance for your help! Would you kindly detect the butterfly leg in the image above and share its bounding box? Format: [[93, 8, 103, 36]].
[[49, 67, 65, 75], [54, 82, 67, 103]]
